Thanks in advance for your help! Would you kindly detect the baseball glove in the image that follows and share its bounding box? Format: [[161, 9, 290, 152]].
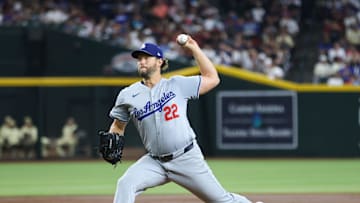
[[98, 131, 125, 165]]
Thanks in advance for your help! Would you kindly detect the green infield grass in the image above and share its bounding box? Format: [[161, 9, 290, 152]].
[[0, 159, 359, 196]]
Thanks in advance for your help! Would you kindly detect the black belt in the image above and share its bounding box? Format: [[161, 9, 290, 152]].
[[151, 142, 194, 162]]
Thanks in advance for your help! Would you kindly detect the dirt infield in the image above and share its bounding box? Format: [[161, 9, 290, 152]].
[[1, 194, 360, 203]]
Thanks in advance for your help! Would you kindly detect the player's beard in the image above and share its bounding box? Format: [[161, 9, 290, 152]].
[[138, 65, 157, 79]]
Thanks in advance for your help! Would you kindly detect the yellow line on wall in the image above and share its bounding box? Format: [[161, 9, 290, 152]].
[[216, 66, 299, 90], [0, 66, 359, 92], [216, 65, 360, 92], [0, 68, 200, 87], [0, 77, 140, 87], [298, 84, 360, 92]]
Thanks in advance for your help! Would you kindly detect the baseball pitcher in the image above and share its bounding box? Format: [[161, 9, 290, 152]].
[[98, 35, 253, 203]]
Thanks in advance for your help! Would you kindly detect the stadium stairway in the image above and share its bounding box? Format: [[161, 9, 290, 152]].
[[286, 2, 322, 83], [286, 22, 322, 83]]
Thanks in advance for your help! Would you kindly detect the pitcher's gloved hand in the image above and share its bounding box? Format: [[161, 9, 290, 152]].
[[98, 131, 124, 165]]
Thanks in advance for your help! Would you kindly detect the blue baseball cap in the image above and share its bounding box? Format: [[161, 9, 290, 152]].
[[131, 43, 164, 59]]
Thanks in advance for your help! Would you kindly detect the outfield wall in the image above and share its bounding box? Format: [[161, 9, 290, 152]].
[[0, 67, 359, 158]]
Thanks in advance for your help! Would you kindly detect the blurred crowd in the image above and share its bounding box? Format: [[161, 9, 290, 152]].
[[313, 0, 360, 85], [0, 0, 302, 80]]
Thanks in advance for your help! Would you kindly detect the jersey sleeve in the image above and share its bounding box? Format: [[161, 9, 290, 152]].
[[173, 75, 201, 99], [109, 88, 131, 122]]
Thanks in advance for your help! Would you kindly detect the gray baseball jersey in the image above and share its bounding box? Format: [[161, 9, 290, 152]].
[[110, 75, 200, 155]]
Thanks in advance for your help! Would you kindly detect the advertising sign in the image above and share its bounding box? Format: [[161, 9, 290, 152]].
[[217, 90, 298, 150]]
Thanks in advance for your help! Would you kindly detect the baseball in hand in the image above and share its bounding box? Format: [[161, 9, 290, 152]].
[[176, 34, 189, 45]]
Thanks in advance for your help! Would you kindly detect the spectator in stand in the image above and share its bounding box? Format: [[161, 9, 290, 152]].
[[327, 72, 344, 86], [264, 57, 284, 80], [338, 64, 356, 85], [276, 26, 295, 50], [217, 41, 233, 66], [279, 13, 299, 36], [55, 117, 78, 158], [330, 56, 347, 75], [313, 54, 332, 83], [0, 116, 21, 159], [150, 0, 169, 20], [202, 6, 223, 32], [242, 12, 261, 40], [248, 48, 265, 73], [40, 3, 69, 24], [251, 0, 266, 24], [19, 116, 38, 159], [345, 21, 360, 49], [328, 42, 347, 62], [91, 17, 108, 41], [345, 44, 360, 64]]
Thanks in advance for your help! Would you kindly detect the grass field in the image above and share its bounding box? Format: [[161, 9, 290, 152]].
[[0, 159, 359, 196]]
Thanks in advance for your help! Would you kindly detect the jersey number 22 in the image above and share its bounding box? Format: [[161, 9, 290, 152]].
[[164, 104, 179, 121]]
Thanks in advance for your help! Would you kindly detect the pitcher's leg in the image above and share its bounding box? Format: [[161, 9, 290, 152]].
[[167, 143, 252, 203], [113, 154, 168, 203]]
